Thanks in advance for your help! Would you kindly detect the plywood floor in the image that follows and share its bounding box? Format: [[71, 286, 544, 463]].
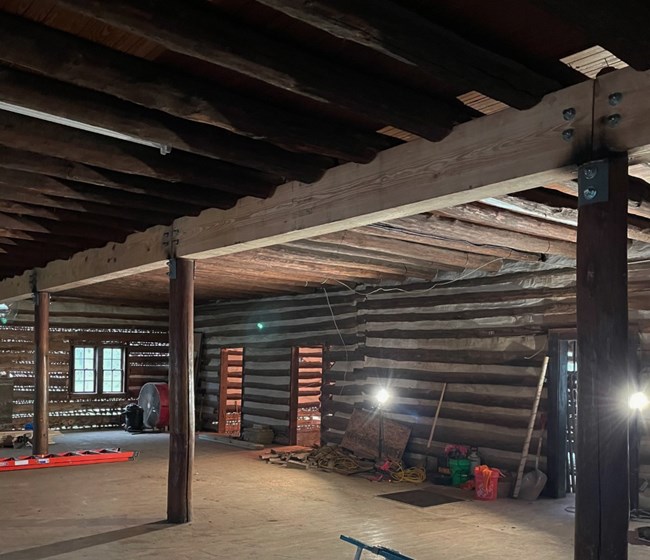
[[0, 432, 646, 560]]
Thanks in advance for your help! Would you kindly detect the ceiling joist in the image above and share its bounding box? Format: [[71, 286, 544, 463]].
[[0, 66, 612, 302]]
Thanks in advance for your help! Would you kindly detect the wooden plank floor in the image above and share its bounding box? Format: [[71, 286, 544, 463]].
[[0, 431, 646, 559]]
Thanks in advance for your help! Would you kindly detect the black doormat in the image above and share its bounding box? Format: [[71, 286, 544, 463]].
[[378, 489, 464, 508]]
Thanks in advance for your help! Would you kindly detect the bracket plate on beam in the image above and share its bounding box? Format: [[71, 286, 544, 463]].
[[578, 159, 609, 206]]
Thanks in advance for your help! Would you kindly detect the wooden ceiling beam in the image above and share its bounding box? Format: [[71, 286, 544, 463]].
[[0, 111, 275, 198], [0, 198, 169, 232], [485, 194, 650, 244], [52, 0, 474, 141], [254, 0, 563, 109], [439, 202, 578, 243], [545, 177, 650, 222], [280, 241, 464, 277], [0, 168, 203, 217], [0, 66, 333, 183], [302, 231, 506, 271], [0, 148, 238, 209], [354, 223, 541, 262], [0, 68, 599, 299], [401, 212, 577, 257], [0, 212, 50, 235], [0, 11, 393, 163], [6, 68, 650, 300]]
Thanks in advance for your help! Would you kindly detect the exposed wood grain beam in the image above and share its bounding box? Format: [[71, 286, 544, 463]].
[[545, 177, 650, 221], [53, 0, 474, 140], [439, 202, 577, 242], [283, 240, 469, 276], [485, 194, 650, 243], [0, 66, 332, 183], [516, 188, 650, 236], [304, 231, 506, 271], [530, 0, 650, 71], [0, 198, 168, 232], [0, 11, 394, 162], [254, 0, 563, 108], [0, 212, 50, 234], [0, 111, 275, 197], [354, 223, 541, 262], [394, 213, 576, 257], [0, 148, 238, 209], [0, 168, 201, 217], [0, 70, 600, 300]]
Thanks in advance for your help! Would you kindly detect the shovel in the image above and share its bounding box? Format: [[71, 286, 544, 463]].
[[517, 420, 547, 501]]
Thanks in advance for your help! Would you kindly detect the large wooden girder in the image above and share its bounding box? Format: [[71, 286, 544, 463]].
[[1, 68, 649, 302]]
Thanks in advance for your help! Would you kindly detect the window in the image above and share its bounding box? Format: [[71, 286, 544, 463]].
[[71, 346, 127, 395]]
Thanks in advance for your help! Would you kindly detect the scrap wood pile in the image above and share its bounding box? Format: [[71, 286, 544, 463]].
[[260, 444, 426, 483]]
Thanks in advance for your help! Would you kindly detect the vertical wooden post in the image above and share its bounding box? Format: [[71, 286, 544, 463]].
[[167, 258, 195, 524], [33, 291, 50, 455], [575, 153, 629, 560]]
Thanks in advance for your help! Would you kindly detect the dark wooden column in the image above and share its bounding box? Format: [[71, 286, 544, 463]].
[[167, 258, 195, 524], [33, 291, 50, 455], [575, 153, 629, 560]]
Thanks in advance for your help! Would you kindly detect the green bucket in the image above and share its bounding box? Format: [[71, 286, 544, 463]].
[[448, 458, 471, 487]]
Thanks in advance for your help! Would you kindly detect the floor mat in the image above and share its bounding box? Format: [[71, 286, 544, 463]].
[[378, 488, 465, 508]]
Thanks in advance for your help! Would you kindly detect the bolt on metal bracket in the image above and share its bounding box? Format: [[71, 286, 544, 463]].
[[578, 159, 609, 207]]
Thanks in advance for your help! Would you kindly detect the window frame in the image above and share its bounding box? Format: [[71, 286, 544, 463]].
[[69, 344, 129, 396]]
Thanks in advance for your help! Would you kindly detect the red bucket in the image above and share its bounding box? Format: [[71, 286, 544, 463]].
[[474, 466, 501, 501]]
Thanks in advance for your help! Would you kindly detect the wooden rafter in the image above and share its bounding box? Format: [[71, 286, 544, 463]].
[[0, 66, 333, 183], [0, 148, 239, 209], [253, 0, 565, 108], [0, 111, 276, 197], [51, 0, 474, 140], [0, 11, 395, 162], [0, 68, 600, 301]]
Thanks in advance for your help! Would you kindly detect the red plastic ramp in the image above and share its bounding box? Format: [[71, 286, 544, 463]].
[[0, 448, 138, 472]]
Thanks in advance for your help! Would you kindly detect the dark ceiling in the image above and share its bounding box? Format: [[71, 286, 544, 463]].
[[0, 0, 648, 280]]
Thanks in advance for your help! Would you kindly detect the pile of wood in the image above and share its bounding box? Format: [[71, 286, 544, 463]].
[[259, 444, 375, 475], [260, 446, 314, 469]]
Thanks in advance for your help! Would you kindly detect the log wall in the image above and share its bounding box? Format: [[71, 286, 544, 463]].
[[0, 298, 168, 430], [196, 267, 650, 505]]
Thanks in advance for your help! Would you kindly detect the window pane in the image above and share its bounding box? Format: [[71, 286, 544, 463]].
[[102, 348, 124, 393], [72, 347, 96, 393]]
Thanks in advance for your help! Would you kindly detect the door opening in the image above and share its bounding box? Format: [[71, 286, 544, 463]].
[[218, 347, 244, 436], [289, 346, 324, 447]]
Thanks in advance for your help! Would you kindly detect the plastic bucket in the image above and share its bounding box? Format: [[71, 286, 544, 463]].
[[449, 458, 471, 487], [474, 466, 500, 501]]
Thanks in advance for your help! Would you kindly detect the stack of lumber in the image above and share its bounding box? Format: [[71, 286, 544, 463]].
[[260, 444, 376, 475]]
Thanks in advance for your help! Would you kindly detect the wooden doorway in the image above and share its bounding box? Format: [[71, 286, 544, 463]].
[[289, 346, 324, 447], [218, 347, 244, 436]]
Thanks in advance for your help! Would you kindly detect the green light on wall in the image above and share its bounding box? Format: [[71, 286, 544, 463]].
[[256, 322, 264, 330]]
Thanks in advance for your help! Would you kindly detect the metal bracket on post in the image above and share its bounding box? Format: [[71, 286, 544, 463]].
[[162, 227, 179, 256], [578, 159, 610, 207], [167, 258, 177, 280]]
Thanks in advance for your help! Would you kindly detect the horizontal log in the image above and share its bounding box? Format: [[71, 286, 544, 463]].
[[0, 148, 239, 208], [254, 0, 566, 109], [53, 0, 475, 140], [0, 111, 275, 197], [0, 11, 394, 162], [0, 66, 332, 183]]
